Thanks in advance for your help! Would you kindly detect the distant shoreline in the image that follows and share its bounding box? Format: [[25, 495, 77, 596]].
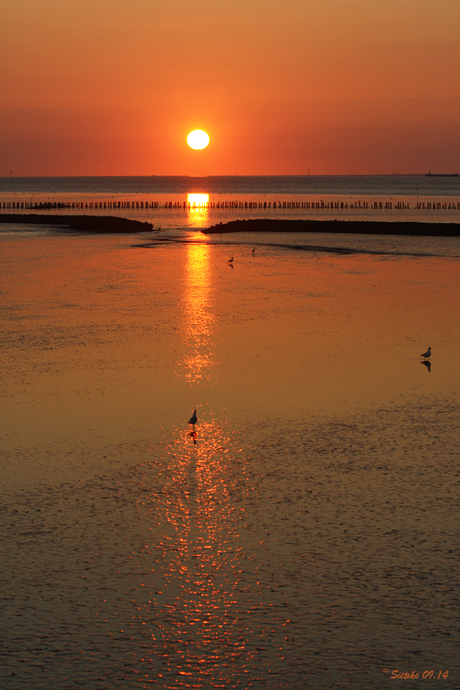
[[205, 219, 460, 236], [0, 213, 154, 233]]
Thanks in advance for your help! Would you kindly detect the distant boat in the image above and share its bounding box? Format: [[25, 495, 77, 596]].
[[425, 172, 459, 177]]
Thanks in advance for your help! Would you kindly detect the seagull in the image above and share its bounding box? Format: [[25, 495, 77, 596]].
[[228, 257, 233, 263], [420, 347, 431, 359], [252, 247, 255, 254], [188, 409, 197, 425]]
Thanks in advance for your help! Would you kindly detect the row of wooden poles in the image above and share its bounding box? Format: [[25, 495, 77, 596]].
[[1, 199, 459, 211]]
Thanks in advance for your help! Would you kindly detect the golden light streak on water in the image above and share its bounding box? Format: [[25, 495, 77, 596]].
[[142, 419, 253, 684], [178, 239, 216, 384], [187, 193, 209, 228]]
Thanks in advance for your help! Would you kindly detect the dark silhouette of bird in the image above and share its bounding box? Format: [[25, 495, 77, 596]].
[[252, 247, 255, 254], [421, 360, 431, 372], [228, 257, 233, 263], [188, 409, 197, 425], [420, 347, 431, 359]]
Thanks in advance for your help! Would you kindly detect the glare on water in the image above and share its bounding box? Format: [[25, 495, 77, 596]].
[[179, 238, 215, 383], [186, 193, 210, 229]]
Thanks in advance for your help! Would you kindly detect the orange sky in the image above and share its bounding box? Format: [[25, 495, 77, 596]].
[[1, 0, 459, 176]]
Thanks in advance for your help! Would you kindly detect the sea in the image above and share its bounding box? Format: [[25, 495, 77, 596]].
[[1, 176, 459, 689]]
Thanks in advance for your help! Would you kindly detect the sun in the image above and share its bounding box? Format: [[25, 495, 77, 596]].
[[187, 130, 210, 150]]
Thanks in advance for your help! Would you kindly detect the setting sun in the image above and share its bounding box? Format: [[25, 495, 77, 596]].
[[187, 130, 210, 150]]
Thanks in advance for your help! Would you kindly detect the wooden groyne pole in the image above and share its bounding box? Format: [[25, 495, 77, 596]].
[[1, 200, 459, 211]]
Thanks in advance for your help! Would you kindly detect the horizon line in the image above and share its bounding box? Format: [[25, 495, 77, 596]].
[[1, 172, 447, 180]]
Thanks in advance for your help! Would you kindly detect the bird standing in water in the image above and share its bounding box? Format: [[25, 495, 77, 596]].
[[188, 409, 198, 425], [421, 347, 431, 359]]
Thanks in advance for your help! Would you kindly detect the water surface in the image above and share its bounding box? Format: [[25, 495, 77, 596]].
[[1, 232, 459, 688]]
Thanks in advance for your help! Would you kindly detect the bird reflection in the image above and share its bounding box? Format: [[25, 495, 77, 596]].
[[188, 410, 198, 443], [420, 360, 431, 373]]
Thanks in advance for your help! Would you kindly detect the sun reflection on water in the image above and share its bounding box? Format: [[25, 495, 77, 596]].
[[178, 240, 216, 383], [187, 193, 209, 228], [141, 419, 255, 686]]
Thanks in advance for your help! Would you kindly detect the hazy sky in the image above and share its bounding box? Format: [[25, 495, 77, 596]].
[[2, 0, 459, 176]]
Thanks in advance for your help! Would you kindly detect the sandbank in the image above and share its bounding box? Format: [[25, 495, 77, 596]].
[[205, 218, 460, 235], [0, 213, 154, 233]]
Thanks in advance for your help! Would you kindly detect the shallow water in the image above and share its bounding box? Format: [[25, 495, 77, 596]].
[[1, 173, 460, 197], [1, 174, 460, 229], [1, 233, 459, 688]]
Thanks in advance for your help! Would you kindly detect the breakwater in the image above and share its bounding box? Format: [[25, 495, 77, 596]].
[[1, 199, 459, 211], [0, 214, 154, 233], [205, 219, 460, 236]]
